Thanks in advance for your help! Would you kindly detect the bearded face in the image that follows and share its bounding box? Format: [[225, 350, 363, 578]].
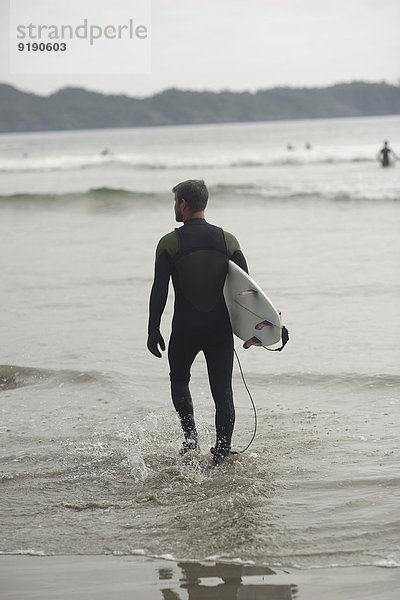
[[174, 195, 184, 222]]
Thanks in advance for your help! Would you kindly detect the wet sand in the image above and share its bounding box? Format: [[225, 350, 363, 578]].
[[1, 555, 399, 600]]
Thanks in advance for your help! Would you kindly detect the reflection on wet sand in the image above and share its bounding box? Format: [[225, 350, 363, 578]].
[[159, 561, 298, 599]]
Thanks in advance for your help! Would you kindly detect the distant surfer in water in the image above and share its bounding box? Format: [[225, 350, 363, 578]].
[[147, 179, 248, 466], [377, 141, 398, 167]]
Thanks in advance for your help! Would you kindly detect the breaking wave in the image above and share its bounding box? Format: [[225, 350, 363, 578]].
[[0, 150, 379, 174]]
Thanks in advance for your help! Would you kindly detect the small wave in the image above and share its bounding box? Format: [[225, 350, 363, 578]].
[[99, 547, 400, 570], [302, 476, 400, 490], [271, 550, 400, 570], [0, 187, 158, 205], [209, 183, 400, 203], [373, 558, 400, 568], [210, 183, 327, 201], [249, 371, 400, 390], [0, 364, 111, 391], [0, 185, 397, 206], [0, 154, 112, 173], [0, 549, 49, 556], [62, 502, 122, 512]]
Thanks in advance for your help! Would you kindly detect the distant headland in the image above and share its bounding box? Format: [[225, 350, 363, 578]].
[[0, 81, 399, 133]]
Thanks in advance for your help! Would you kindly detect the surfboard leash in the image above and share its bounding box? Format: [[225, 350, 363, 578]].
[[263, 325, 290, 352], [231, 324, 289, 454], [231, 325, 289, 454], [231, 348, 258, 455]]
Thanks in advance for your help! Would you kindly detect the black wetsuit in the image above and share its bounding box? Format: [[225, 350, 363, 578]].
[[380, 147, 391, 167], [148, 218, 247, 453]]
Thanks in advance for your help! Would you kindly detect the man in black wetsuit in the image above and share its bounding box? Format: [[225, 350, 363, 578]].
[[147, 179, 248, 466], [378, 141, 398, 167]]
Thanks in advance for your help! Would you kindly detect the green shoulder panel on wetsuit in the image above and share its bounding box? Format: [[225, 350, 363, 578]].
[[223, 231, 241, 256], [155, 230, 180, 262]]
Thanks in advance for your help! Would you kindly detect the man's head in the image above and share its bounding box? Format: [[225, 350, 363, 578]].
[[172, 179, 208, 222]]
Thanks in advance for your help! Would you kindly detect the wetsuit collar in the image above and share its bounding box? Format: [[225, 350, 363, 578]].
[[183, 218, 206, 226]]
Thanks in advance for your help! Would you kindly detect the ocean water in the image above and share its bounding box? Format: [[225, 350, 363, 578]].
[[1, 115, 400, 569]]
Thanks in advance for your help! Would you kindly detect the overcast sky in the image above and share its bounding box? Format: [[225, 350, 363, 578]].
[[1, 0, 399, 96]]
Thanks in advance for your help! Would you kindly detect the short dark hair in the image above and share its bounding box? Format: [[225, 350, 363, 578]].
[[172, 179, 208, 213]]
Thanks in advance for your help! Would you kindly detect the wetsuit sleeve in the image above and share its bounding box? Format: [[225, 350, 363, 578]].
[[224, 231, 249, 274], [148, 232, 178, 334]]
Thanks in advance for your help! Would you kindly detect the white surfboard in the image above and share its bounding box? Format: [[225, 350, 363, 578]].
[[223, 260, 283, 348]]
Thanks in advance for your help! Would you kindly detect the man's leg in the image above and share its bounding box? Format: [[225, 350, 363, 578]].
[[168, 333, 200, 450], [203, 334, 235, 464]]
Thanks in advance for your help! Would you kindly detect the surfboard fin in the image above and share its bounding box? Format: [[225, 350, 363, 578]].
[[243, 336, 262, 349], [255, 319, 274, 330]]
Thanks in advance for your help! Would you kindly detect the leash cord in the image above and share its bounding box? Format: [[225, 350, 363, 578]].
[[231, 348, 258, 454]]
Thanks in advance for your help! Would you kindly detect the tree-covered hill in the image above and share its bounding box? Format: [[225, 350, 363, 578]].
[[0, 81, 399, 133]]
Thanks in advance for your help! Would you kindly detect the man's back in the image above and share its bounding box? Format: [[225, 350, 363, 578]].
[[153, 218, 247, 338]]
